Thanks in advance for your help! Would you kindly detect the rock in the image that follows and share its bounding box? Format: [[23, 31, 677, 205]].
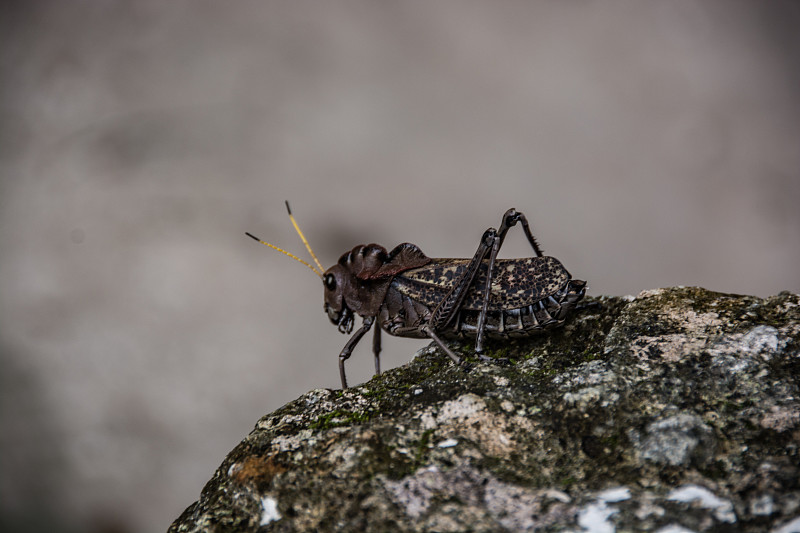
[[169, 287, 800, 533]]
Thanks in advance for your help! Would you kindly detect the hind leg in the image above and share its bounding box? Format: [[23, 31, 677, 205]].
[[475, 208, 543, 353]]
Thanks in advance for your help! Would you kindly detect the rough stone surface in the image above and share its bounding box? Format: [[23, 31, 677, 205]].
[[169, 288, 800, 533]]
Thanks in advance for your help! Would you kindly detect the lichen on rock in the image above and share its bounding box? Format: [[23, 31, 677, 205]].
[[169, 288, 800, 533]]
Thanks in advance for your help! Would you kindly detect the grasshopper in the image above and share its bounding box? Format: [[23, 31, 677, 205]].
[[247, 203, 586, 389]]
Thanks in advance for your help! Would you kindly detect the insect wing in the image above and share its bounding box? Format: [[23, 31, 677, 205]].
[[394, 256, 571, 311]]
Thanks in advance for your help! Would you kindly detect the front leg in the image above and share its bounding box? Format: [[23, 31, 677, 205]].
[[338, 316, 375, 389]]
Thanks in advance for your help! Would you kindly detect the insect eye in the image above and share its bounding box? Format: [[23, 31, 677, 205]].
[[324, 273, 337, 291]]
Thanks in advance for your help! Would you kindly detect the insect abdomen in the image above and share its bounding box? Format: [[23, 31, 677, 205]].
[[379, 277, 586, 341], [443, 278, 586, 340]]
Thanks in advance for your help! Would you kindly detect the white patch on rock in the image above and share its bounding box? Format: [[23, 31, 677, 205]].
[[543, 489, 572, 503], [636, 288, 666, 299], [760, 405, 800, 433], [259, 496, 281, 526], [436, 394, 486, 424], [573, 487, 632, 533], [598, 486, 631, 503], [639, 414, 713, 467], [577, 501, 618, 533], [303, 388, 332, 406], [269, 413, 305, 429], [654, 525, 698, 533], [707, 326, 789, 383], [437, 438, 458, 448], [417, 393, 520, 456], [556, 361, 620, 408], [772, 515, 800, 533], [383, 465, 444, 519], [493, 376, 510, 387], [563, 386, 619, 409], [501, 400, 516, 413], [667, 484, 736, 523], [741, 325, 786, 361], [419, 410, 437, 430], [271, 429, 314, 452], [750, 494, 775, 516], [483, 479, 572, 531], [553, 360, 614, 388], [327, 443, 361, 476]]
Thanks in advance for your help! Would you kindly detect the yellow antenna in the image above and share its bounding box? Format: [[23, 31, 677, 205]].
[[246, 232, 323, 277], [284, 201, 325, 274], [245, 201, 324, 278]]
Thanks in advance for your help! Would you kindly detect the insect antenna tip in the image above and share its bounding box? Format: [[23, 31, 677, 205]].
[[245, 232, 260, 241], [284, 200, 292, 215]]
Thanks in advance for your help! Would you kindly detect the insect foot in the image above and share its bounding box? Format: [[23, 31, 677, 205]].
[[248, 205, 585, 389], [477, 354, 511, 366]]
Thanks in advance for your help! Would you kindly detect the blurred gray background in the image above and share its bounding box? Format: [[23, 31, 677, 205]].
[[1, 1, 798, 532]]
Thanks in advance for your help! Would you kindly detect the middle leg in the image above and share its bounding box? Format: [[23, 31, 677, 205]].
[[372, 322, 382, 376]]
